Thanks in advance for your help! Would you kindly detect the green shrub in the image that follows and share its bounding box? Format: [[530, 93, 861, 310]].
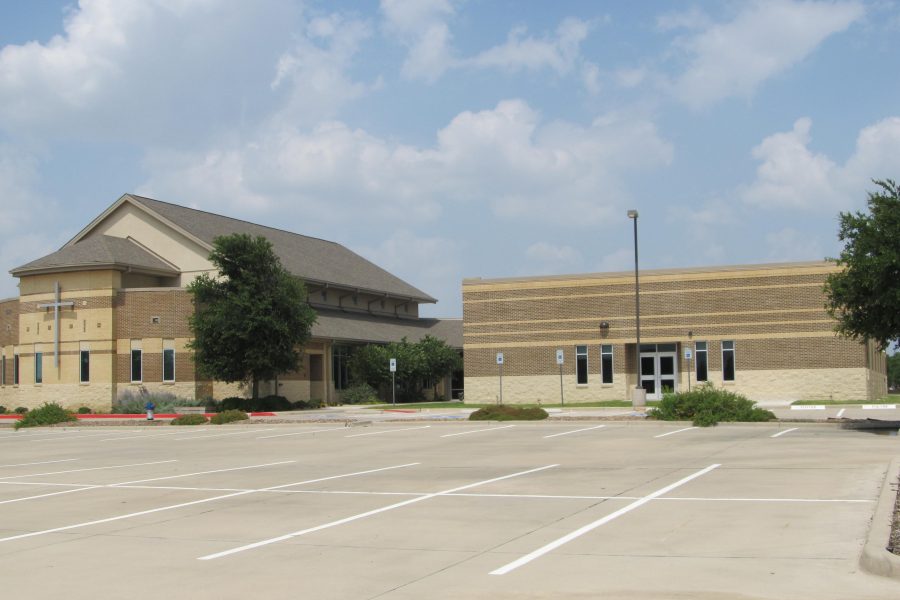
[[469, 405, 549, 421], [113, 389, 198, 414], [649, 383, 775, 427], [171, 414, 208, 425], [291, 398, 323, 410], [0, 406, 7, 414], [210, 409, 249, 424], [14, 403, 77, 430], [341, 384, 379, 405], [77, 406, 92, 414], [14, 406, 28, 414]]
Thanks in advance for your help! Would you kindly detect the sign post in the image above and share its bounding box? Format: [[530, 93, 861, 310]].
[[496, 352, 504, 404], [389, 358, 397, 405], [556, 349, 564, 406], [684, 347, 692, 392]]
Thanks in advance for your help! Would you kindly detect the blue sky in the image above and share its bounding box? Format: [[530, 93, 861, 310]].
[[1, 0, 898, 317]]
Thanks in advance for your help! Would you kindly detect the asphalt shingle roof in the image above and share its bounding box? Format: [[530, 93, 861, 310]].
[[127, 195, 435, 303], [11, 235, 178, 276], [311, 309, 462, 348]]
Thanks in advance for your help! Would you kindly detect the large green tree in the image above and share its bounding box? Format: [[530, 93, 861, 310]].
[[825, 179, 900, 351], [188, 233, 317, 399], [888, 351, 900, 390], [348, 336, 461, 402]]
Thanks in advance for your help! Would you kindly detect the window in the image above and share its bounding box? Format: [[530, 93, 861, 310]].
[[722, 340, 735, 381], [13, 353, 19, 385], [576, 345, 588, 384], [80, 350, 90, 383], [130, 340, 142, 382], [332, 345, 351, 390], [163, 341, 175, 382], [600, 345, 613, 384], [34, 349, 43, 384], [695, 341, 708, 382]]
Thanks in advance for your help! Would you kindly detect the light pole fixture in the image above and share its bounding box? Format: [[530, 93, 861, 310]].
[[627, 209, 645, 408]]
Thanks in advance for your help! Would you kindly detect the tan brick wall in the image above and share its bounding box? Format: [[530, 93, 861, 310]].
[[463, 263, 887, 402]]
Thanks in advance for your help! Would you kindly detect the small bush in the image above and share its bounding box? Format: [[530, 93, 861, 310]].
[[171, 414, 208, 425], [341, 384, 379, 405], [649, 384, 775, 427], [291, 398, 323, 410], [469, 405, 548, 421], [210, 409, 249, 424], [77, 406, 92, 414], [14, 403, 77, 430], [14, 407, 28, 414], [0, 406, 7, 414]]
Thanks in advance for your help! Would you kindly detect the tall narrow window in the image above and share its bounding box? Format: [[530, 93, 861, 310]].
[[576, 345, 588, 384], [600, 345, 613, 384], [80, 349, 90, 383], [695, 341, 708, 382], [34, 349, 43, 384], [332, 345, 351, 390], [722, 341, 735, 381], [163, 340, 175, 382], [130, 340, 142, 383], [13, 353, 19, 385]]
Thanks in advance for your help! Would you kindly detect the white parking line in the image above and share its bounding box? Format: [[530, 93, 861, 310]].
[[346, 426, 431, 438], [0, 459, 79, 468], [771, 428, 799, 438], [441, 425, 516, 438], [0, 462, 418, 545], [490, 464, 720, 575], [174, 428, 275, 441], [654, 427, 696, 438], [0, 460, 295, 506], [836, 408, 846, 418], [0, 460, 177, 480], [543, 425, 606, 439], [30, 430, 145, 442], [863, 404, 896, 410], [198, 463, 557, 560], [258, 427, 344, 439]]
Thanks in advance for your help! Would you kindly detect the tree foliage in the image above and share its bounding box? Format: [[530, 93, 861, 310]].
[[348, 336, 461, 402], [187, 234, 317, 399], [825, 179, 900, 351], [888, 351, 900, 390]]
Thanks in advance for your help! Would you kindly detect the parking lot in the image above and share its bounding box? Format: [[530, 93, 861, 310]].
[[0, 421, 897, 599]]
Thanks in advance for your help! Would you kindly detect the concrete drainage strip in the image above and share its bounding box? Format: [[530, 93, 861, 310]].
[[860, 457, 900, 579]]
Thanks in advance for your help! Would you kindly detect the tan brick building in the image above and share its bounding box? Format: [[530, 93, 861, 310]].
[[0, 194, 461, 411], [463, 262, 888, 404]]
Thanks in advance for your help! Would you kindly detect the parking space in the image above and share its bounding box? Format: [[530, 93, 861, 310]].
[[0, 421, 896, 599]]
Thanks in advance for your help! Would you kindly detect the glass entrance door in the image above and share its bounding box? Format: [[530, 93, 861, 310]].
[[639, 344, 679, 400]]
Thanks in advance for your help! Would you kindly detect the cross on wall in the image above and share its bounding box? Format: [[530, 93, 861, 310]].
[[37, 281, 75, 369]]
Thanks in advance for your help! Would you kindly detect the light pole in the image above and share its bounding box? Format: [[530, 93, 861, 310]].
[[627, 209, 646, 408]]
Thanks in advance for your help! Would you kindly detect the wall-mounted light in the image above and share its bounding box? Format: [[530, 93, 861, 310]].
[[599, 321, 610, 329]]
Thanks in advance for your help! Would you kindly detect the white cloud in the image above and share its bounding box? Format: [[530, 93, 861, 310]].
[[741, 116, 900, 211], [765, 227, 824, 261], [669, 0, 864, 108], [656, 7, 713, 32], [595, 248, 634, 273], [468, 18, 590, 74], [380, 0, 456, 82], [141, 99, 674, 232], [524, 242, 583, 274], [270, 14, 377, 126], [0, 0, 302, 140], [0, 146, 64, 298]]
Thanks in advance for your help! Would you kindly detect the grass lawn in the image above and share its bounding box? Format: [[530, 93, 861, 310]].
[[365, 400, 652, 409], [792, 396, 898, 405]]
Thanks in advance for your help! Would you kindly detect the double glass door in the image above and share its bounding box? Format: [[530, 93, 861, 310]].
[[639, 343, 678, 400]]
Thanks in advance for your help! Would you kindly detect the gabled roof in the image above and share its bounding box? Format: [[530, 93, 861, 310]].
[[65, 194, 436, 303], [11, 235, 179, 277]]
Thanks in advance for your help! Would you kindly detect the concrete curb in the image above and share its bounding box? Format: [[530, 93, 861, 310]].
[[860, 457, 900, 579]]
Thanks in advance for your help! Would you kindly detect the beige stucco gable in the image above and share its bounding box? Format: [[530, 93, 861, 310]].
[[77, 198, 212, 286]]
